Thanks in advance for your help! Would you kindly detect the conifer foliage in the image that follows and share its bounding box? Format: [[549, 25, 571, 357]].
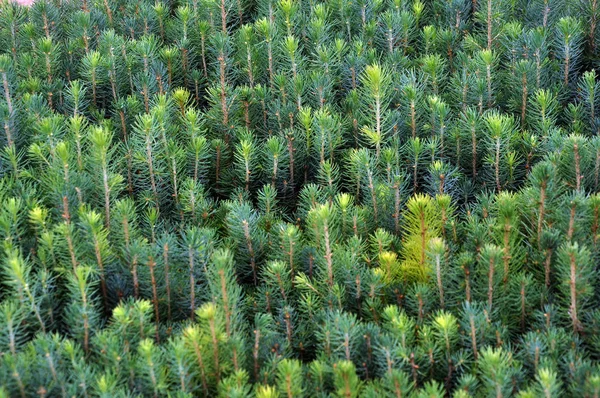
[[1, 0, 600, 396]]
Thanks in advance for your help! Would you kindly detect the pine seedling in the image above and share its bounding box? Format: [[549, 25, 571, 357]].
[[236, 25, 260, 88], [65, 337, 98, 396], [27, 333, 73, 397], [556, 242, 596, 334], [349, 148, 380, 224], [312, 108, 344, 165], [426, 96, 450, 154], [136, 338, 169, 396], [458, 301, 492, 362], [482, 110, 518, 192], [2, 249, 47, 333], [303, 359, 332, 397], [63, 80, 90, 119], [280, 35, 303, 81], [431, 310, 459, 387], [0, 54, 15, 149], [359, 64, 393, 159], [527, 367, 563, 398], [555, 17, 584, 89], [0, 2, 27, 65], [0, 197, 28, 252], [37, 36, 62, 110], [142, 206, 161, 244], [557, 191, 591, 245], [163, 138, 187, 214], [275, 358, 304, 397], [296, 183, 327, 224], [491, 192, 525, 286], [94, 371, 129, 398], [251, 312, 289, 384], [263, 135, 288, 191], [271, 222, 303, 279], [207, 248, 244, 337], [225, 200, 265, 286], [182, 226, 214, 319], [204, 35, 238, 136], [172, 6, 195, 85], [427, 238, 447, 309], [217, 369, 253, 397], [528, 89, 559, 137], [319, 309, 365, 363], [421, 24, 437, 55], [159, 47, 180, 89], [167, 338, 196, 395], [425, 161, 461, 199], [475, 49, 498, 109], [110, 198, 140, 257], [369, 228, 395, 260], [578, 70, 599, 135], [100, 30, 127, 106], [311, 39, 343, 84], [257, 184, 281, 233], [80, 51, 105, 108], [378, 368, 414, 397], [583, 374, 600, 398], [195, 302, 227, 386], [193, 20, 211, 80], [316, 160, 341, 203], [255, 384, 278, 398], [420, 53, 446, 96], [435, 194, 457, 248], [474, 0, 507, 49], [79, 209, 111, 311], [559, 134, 590, 192], [535, 229, 560, 291], [306, 202, 340, 287], [1, 348, 34, 398], [333, 360, 362, 398], [522, 160, 563, 249], [518, 330, 547, 376], [506, 59, 536, 128], [414, 380, 446, 398], [505, 272, 542, 333], [403, 137, 426, 192], [254, 18, 277, 88], [127, 236, 149, 300], [379, 10, 402, 54], [0, 300, 26, 356], [64, 266, 102, 354], [387, 170, 409, 235], [262, 260, 292, 309], [232, 130, 258, 193], [131, 113, 165, 210], [181, 323, 213, 394], [399, 194, 442, 283], [110, 299, 157, 351], [187, 133, 212, 186], [560, 347, 597, 398], [476, 346, 521, 398], [435, 28, 462, 72], [332, 193, 364, 240], [88, 126, 123, 230], [476, 243, 503, 317]]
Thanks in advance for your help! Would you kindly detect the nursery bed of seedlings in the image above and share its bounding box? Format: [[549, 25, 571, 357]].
[[1, 0, 600, 396]]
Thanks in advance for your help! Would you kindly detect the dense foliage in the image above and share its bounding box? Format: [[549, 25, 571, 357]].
[[1, 0, 600, 396]]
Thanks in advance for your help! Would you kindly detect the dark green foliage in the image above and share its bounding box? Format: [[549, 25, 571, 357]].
[[1, 0, 600, 396]]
